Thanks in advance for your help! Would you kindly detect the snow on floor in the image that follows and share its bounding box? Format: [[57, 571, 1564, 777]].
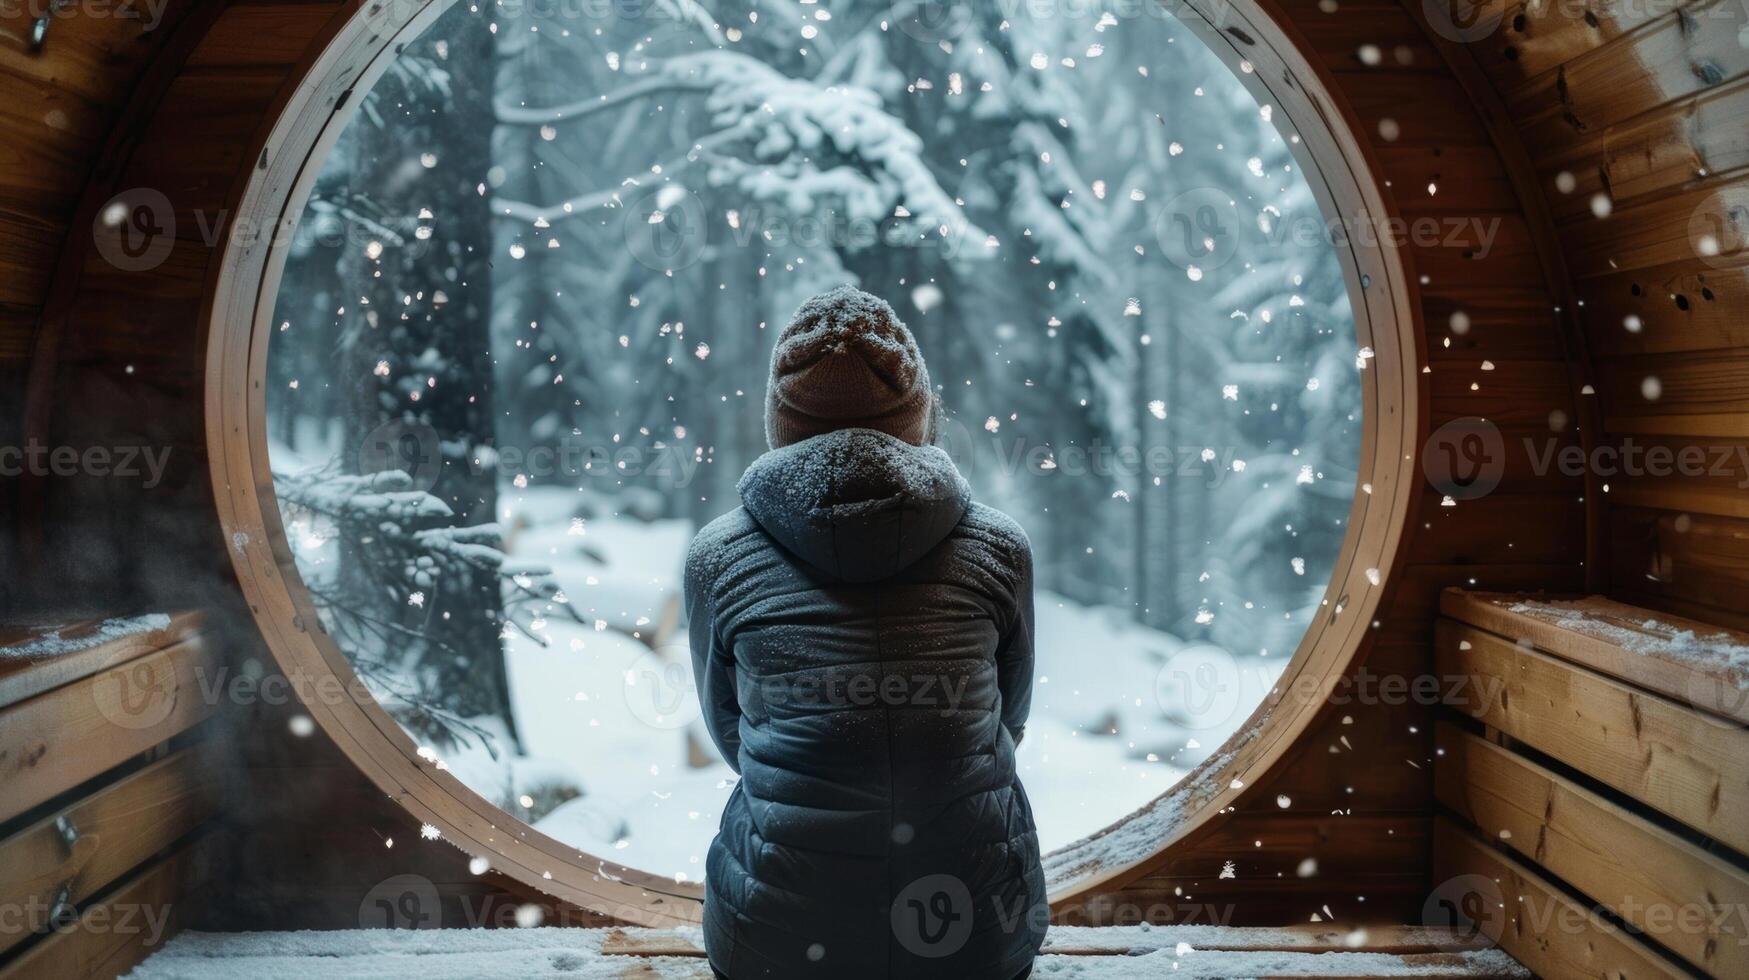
[[0, 613, 171, 660], [123, 928, 1529, 979], [441, 489, 1283, 881]]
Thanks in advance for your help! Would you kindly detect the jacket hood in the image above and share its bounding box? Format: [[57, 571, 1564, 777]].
[[737, 428, 971, 583]]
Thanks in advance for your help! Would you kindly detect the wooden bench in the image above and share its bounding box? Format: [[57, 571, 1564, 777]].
[[0, 613, 218, 979], [121, 923, 1531, 977], [1435, 590, 1749, 979]]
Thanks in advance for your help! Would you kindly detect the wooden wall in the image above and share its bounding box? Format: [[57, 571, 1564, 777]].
[[1062, 0, 1595, 925], [1459, 0, 1749, 633], [1, 0, 1739, 940], [0, 0, 556, 945], [0, 615, 217, 976]]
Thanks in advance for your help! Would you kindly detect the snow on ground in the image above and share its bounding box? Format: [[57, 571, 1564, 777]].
[[440, 488, 1281, 881], [124, 927, 1530, 979]]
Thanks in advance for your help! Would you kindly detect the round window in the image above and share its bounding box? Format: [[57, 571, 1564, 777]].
[[216, 0, 1406, 913]]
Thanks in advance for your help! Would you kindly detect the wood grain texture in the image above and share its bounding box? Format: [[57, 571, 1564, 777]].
[[0, 611, 205, 710], [1436, 724, 1749, 977], [1443, 588, 1749, 724], [1436, 618, 1749, 854], [1607, 506, 1749, 630], [1509, 0, 1749, 158], [1538, 77, 1749, 227], [0, 845, 198, 980], [0, 634, 222, 824], [0, 745, 219, 958], [1460, 0, 1749, 624], [1431, 817, 1688, 980]]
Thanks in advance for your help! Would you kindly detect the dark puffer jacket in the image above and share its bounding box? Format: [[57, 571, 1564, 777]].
[[684, 428, 1045, 980]]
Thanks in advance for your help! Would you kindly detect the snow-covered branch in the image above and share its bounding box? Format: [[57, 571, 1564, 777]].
[[495, 76, 699, 126], [491, 51, 988, 249]]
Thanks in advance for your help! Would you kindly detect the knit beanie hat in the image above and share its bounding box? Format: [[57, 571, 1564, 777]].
[[765, 285, 939, 449]]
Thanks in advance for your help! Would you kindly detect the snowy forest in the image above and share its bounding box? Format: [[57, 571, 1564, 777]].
[[264, 0, 1362, 880]]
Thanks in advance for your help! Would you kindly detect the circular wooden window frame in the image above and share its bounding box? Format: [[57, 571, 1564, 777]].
[[204, 0, 1420, 926]]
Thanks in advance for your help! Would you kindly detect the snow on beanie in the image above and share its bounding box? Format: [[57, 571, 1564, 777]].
[[765, 285, 939, 449]]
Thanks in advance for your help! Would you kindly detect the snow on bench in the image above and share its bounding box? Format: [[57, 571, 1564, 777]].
[[1442, 589, 1749, 725], [122, 926, 1528, 979]]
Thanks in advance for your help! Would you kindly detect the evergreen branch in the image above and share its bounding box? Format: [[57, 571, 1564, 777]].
[[494, 76, 701, 125]]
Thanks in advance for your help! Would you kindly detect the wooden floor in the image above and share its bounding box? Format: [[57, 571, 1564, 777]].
[[119, 926, 1529, 979]]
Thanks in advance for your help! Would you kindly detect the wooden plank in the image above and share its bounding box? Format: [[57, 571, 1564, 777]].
[[1604, 414, 1749, 438], [0, 635, 222, 824], [1576, 257, 1749, 358], [1563, 176, 1749, 279], [1610, 476, 1749, 521], [1422, 287, 1567, 363], [0, 611, 204, 709], [1617, 588, 1749, 635], [1470, 0, 1675, 90], [1275, 0, 1445, 76], [0, 745, 218, 958], [184, 3, 337, 68], [1428, 358, 1575, 428], [124, 67, 298, 236], [0, 0, 192, 105], [1386, 565, 1589, 626], [596, 922, 1503, 957], [1595, 350, 1749, 419], [0, 846, 194, 980], [1385, 143, 1522, 215], [1436, 619, 1749, 853], [1608, 507, 1749, 629], [1539, 77, 1749, 226], [1431, 817, 1687, 980], [1511, 0, 1749, 158], [1410, 214, 1548, 290], [1443, 589, 1749, 724], [1411, 494, 1585, 566], [1342, 73, 1493, 147], [1437, 724, 1749, 976]]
